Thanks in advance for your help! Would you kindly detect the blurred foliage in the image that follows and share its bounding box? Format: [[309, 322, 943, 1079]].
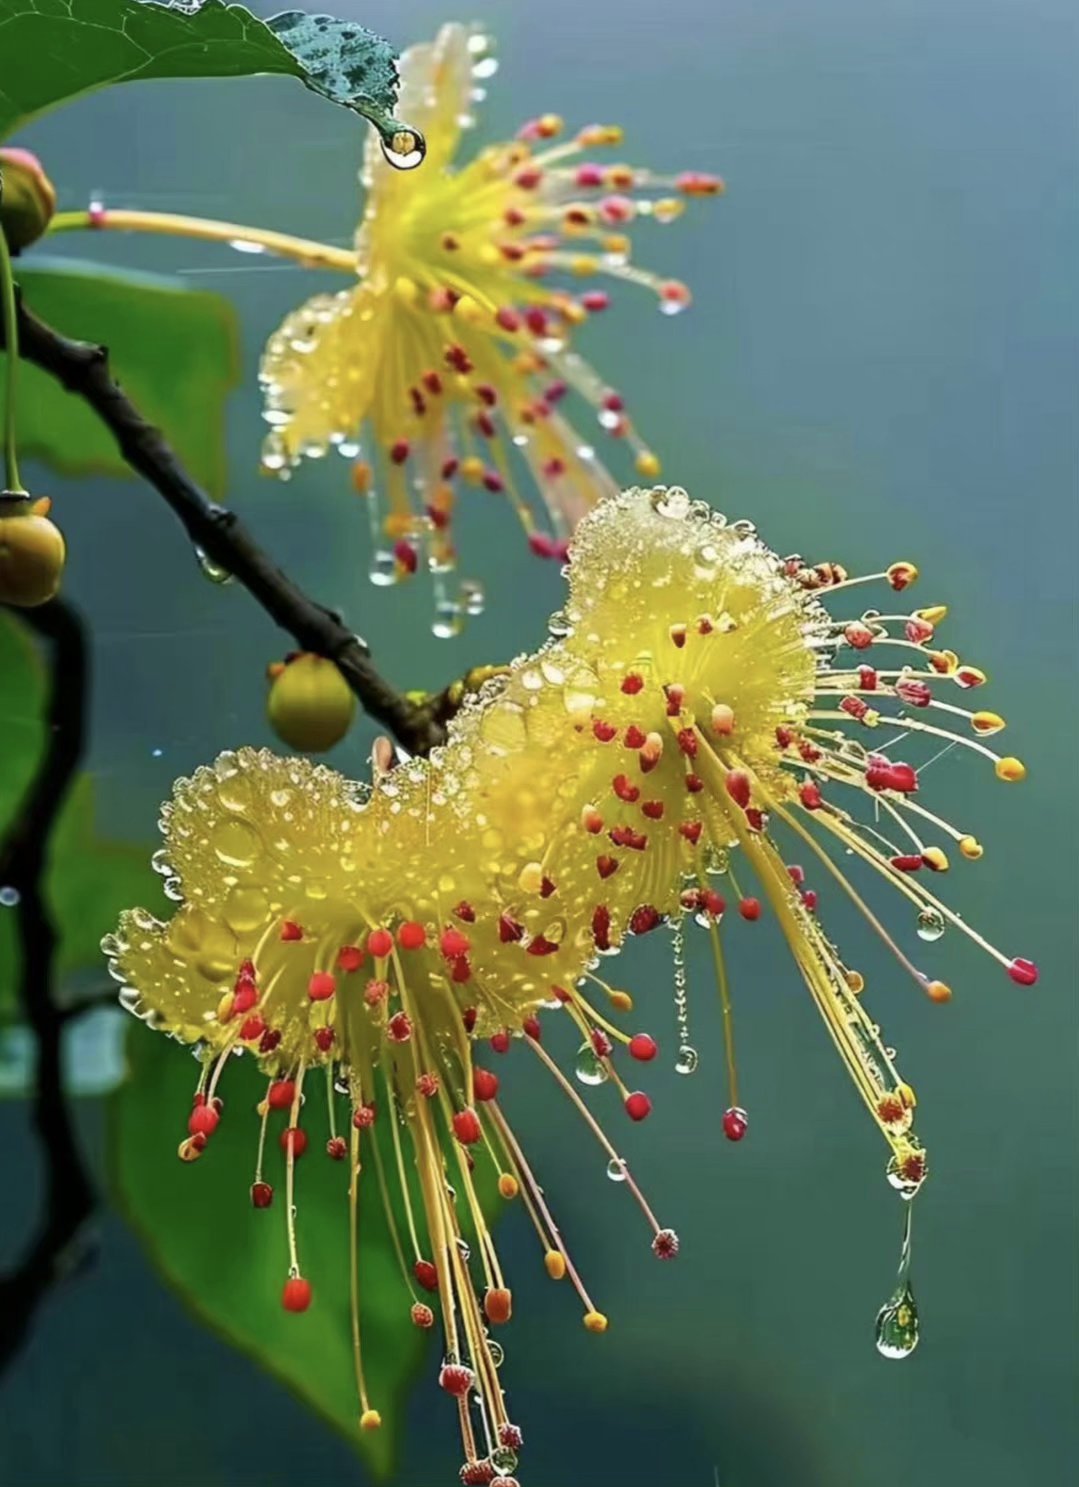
[[0, 0, 402, 143], [5, 260, 239, 498], [0, 611, 163, 1024], [110, 1027, 499, 1477]]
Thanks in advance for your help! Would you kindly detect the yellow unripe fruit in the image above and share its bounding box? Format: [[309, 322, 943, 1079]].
[[995, 756, 1026, 782], [267, 653, 356, 753], [959, 835, 983, 861], [0, 495, 66, 607], [544, 1249, 566, 1280]]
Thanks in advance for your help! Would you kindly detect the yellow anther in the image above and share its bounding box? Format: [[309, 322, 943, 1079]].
[[608, 990, 633, 1012], [971, 711, 1005, 735], [845, 970, 865, 994], [256, 1099, 269, 1118], [392, 275, 418, 305], [453, 294, 484, 325], [926, 979, 953, 1004], [635, 451, 661, 479], [571, 254, 599, 277], [498, 1173, 519, 1200], [538, 113, 564, 137], [583, 1310, 609, 1333], [351, 460, 373, 494], [562, 301, 588, 326], [959, 835, 983, 861], [996, 756, 1026, 782], [216, 991, 235, 1023], [898, 1082, 917, 1109], [544, 1250, 566, 1280], [266, 660, 286, 680], [517, 861, 545, 894], [915, 605, 948, 626], [602, 233, 630, 256], [477, 242, 500, 267], [921, 846, 949, 873], [383, 512, 415, 539], [177, 1137, 203, 1162], [928, 649, 958, 674], [460, 456, 486, 486], [653, 197, 686, 223], [359, 1410, 382, 1431]]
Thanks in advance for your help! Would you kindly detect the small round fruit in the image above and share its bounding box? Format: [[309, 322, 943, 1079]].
[[267, 652, 356, 752], [0, 495, 66, 607]]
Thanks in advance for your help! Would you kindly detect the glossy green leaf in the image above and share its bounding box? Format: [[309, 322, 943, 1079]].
[[110, 1027, 473, 1476], [0, 0, 403, 143], [6, 259, 239, 497], [0, 611, 163, 1023]]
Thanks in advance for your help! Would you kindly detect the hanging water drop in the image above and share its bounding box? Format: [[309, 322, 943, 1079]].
[[875, 1206, 920, 1358], [574, 1041, 608, 1086], [0, 885, 20, 907], [606, 1156, 627, 1182], [432, 597, 464, 639], [378, 123, 427, 170], [194, 546, 233, 584], [675, 1045, 698, 1075], [916, 907, 945, 942], [460, 579, 485, 617], [368, 549, 398, 587]]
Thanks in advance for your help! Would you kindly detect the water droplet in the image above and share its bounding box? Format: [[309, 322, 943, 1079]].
[[875, 1283, 920, 1358], [0, 886, 20, 908], [432, 598, 463, 639], [606, 1156, 627, 1181], [574, 1041, 608, 1086], [229, 237, 266, 255], [460, 579, 485, 616], [194, 546, 232, 584], [491, 1445, 516, 1471], [378, 123, 426, 170], [675, 1045, 699, 1075], [369, 549, 398, 587], [547, 608, 573, 638], [455, 1236, 471, 1262], [916, 907, 945, 942]]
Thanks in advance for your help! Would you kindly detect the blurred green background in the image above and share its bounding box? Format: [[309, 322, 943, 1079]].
[[1, 1, 1076, 1484]]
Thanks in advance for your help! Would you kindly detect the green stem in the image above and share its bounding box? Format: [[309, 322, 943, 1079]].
[[0, 222, 23, 491]]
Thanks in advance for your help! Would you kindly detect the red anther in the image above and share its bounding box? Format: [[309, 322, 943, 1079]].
[[544, 380, 568, 405], [451, 956, 473, 983], [1007, 957, 1039, 987], [364, 979, 389, 1008], [725, 769, 751, 808], [514, 165, 543, 189], [787, 864, 806, 886], [625, 1091, 652, 1121], [268, 1079, 295, 1111], [697, 613, 715, 636], [411, 1302, 435, 1328], [188, 1105, 219, 1138], [775, 726, 794, 749], [462, 1006, 478, 1033], [701, 889, 726, 919], [665, 684, 686, 716], [722, 1106, 749, 1142], [353, 1104, 377, 1128], [896, 679, 932, 707], [677, 169, 724, 195], [798, 741, 822, 763], [238, 958, 256, 980], [609, 825, 647, 850], [888, 763, 919, 793], [307, 971, 336, 1001], [440, 926, 471, 959], [685, 774, 704, 794], [858, 666, 879, 690], [581, 806, 604, 836], [799, 781, 823, 810], [423, 370, 444, 396], [739, 897, 761, 921], [593, 719, 618, 743], [259, 1028, 282, 1054], [629, 1033, 658, 1062], [526, 935, 558, 956], [541, 874, 558, 897], [387, 1011, 413, 1042], [582, 289, 610, 312], [524, 307, 548, 336], [887, 561, 917, 591], [679, 820, 703, 845], [613, 773, 640, 803], [475, 383, 498, 408], [440, 1363, 475, 1397], [482, 469, 505, 493], [844, 622, 874, 650], [461, 1464, 496, 1486], [623, 724, 647, 749], [641, 800, 665, 820], [906, 617, 934, 644], [523, 1015, 542, 1041], [415, 1072, 440, 1100], [280, 1127, 307, 1158], [577, 163, 605, 187], [473, 1068, 500, 1102], [865, 758, 894, 790], [326, 1136, 348, 1160], [192, 1092, 206, 1108], [233, 983, 258, 1016], [337, 945, 364, 973], [841, 695, 870, 721], [891, 854, 924, 872], [366, 928, 393, 959], [551, 984, 573, 1004], [596, 855, 620, 879], [414, 1259, 439, 1292], [592, 905, 612, 951], [282, 1277, 312, 1313], [499, 912, 525, 941], [543, 456, 567, 478], [454, 900, 477, 923], [669, 623, 688, 649], [240, 1014, 266, 1041], [630, 905, 661, 935], [280, 920, 303, 941], [490, 1029, 511, 1055], [495, 306, 521, 332], [652, 1227, 680, 1260], [746, 805, 765, 831], [445, 343, 473, 373], [500, 1424, 524, 1450], [397, 921, 426, 951], [394, 539, 418, 575], [590, 1029, 613, 1059], [390, 438, 410, 465], [677, 728, 698, 758], [251, 1181, 274, 1208], [955, 666, 985, 689], [621, 672, 644, 695], [314, 1027, 335, 1052]]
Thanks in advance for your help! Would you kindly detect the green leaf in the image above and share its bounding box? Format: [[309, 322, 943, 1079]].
[[5, 259, 239, 497], [110, 1026, 468, 1476], [0, 610, 163, 1022], [0, 0, 405, 144]]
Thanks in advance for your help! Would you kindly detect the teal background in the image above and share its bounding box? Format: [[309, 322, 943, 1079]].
[[2, 1, 1076, 1484]]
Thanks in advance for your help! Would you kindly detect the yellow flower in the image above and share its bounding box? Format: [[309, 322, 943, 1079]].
[[109, 486, 1032, 1471], [259, 23, 721, 619]]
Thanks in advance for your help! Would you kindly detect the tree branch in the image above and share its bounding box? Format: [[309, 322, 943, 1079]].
[[0, 598, 97, 1370], [4, 299, 456, 756]]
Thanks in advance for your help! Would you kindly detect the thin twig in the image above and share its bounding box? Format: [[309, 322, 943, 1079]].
[[0, 599, 96, 1369], [2, 298, 455, 756]]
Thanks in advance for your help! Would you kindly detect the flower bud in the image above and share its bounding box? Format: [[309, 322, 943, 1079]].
[[266, 651, 355, 752], [0, 148, 57, 250], [0, 492, 66, 607]]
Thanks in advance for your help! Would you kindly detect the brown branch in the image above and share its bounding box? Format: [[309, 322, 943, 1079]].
[[0, 598, 97, 1370], [3, 298, 455, 756]]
